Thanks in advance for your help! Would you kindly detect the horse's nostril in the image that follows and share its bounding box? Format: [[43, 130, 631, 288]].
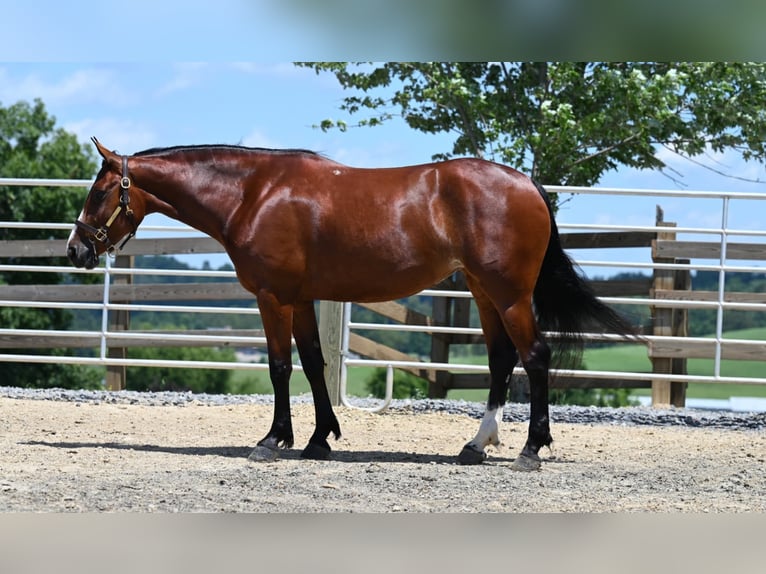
[[67, 244, 76, 260]]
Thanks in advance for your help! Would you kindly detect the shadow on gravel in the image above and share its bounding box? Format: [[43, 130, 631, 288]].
[[22, 440, 254, 459], [21, 440, 519, 465]]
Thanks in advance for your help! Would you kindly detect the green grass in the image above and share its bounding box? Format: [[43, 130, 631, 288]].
[[228, 364, 377, 397], [583, 326, 766, 399], [228, 327, 766, 401]]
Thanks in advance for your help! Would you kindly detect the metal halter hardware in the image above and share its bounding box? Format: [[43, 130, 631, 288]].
[[74, 155, 137, 256]]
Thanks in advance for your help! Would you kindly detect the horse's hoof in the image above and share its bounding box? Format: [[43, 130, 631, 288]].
[[458, 444, 487, 465], [248, 445, 280, 462], [511, 452, 541, 472], [301, 442, 332, 460]]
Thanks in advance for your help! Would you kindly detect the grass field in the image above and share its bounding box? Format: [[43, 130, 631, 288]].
[[230, 327, 766, 402], [583, 326, 766, 400]]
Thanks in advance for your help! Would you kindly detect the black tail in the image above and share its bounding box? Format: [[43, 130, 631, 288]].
[[532, 182, 638, 368]]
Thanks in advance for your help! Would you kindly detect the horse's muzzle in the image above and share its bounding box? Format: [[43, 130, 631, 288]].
[[67, 239, 99, 269]]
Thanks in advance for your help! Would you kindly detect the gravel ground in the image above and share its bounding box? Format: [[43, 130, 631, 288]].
[[1, 386, 765, 512]]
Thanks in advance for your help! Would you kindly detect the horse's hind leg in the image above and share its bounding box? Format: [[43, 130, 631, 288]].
[[292, 301, 341, 460], [459, 279, 518, 465], [502, 298, 553, 471]]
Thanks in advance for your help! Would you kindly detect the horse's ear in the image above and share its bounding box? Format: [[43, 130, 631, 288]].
[[91, 137, 120, 167]]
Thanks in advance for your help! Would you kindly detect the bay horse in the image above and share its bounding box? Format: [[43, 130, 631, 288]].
[[67, 138, 635, 471]]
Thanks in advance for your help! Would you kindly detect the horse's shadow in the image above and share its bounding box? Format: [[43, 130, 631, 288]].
[[21, 440, 522, 465]]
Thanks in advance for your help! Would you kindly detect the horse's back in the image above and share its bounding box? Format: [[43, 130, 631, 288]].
[[228, 154, 552, 303]]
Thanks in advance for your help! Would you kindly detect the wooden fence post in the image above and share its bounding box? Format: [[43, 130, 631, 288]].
[[670, 260, 690, 404], [650, 207, 688, 407], [429, 288, 451, 398], [429, 274, 470, 398], [319, 300, 344, 406], [105, 254, 133, 391]]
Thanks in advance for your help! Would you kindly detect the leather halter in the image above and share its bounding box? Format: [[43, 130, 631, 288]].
[[74, 155, 137, 255]]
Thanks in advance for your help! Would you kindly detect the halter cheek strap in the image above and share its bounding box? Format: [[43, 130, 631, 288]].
[[74, 155, 137, 256]]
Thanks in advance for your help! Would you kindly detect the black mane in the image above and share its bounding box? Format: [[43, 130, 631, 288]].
[[133, 144, 319, 158]]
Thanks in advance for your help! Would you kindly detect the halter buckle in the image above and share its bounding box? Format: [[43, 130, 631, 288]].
[[94, 227, 109, 244]]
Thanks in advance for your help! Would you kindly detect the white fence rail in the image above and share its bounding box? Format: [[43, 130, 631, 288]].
[[2, 178, 766, 407], [336, 183, 766, 407]]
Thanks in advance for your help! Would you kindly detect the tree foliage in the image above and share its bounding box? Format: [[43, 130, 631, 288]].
[[0, 98, 100, 389], [126, 347, 236, 394], [0, 98, 97, 276], [690, 271, 766, 336], [365, 367, 428, 400], [1, 99, 96, 235], [299, 62, 766, 187]]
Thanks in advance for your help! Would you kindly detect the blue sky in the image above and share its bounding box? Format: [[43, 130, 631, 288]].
[[2, 61, 765, 274]]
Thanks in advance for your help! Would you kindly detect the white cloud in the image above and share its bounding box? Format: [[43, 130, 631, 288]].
[[229, 62, 300, 76], [0, 66, 138, 108], [240, 129, 283, 149], [64, 118, 157, 154], [654, 143, 766, 190], [330, 145, 382, 167], [227, 62, 343, 90], [155, 63, 208, 97]]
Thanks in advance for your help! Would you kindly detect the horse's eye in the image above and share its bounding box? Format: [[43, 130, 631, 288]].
[[92, 189, 107, 203]]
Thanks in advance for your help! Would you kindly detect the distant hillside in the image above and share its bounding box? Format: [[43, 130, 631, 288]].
[[133, 255, 237, 283], [110, 258, 766, 348], [609, 270, 766, 336], [689, 271, 766, 336]]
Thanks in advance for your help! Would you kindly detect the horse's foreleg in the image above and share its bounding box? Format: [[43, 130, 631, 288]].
[[459, 286, 518, 465], [249, 292, 295, 462], [292, 301, 341, 460]]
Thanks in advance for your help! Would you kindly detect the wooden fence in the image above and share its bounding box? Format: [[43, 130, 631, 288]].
[[320, 206, 766, 407], [342, 227, 660, 401], [2, 208, 765, 407]]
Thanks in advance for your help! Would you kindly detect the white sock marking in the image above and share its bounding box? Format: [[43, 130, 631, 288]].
[[467, 407, 503, 450]]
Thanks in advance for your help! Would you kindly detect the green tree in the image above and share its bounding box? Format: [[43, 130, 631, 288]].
[[301, 62, 766, 407], [299, 62, 766, 187], [549, 387, 637, 408], [0, 98, 101, 389], [365, 367, 428, 400], [126, 347, 237, 394], [0, 99, 96, 228]]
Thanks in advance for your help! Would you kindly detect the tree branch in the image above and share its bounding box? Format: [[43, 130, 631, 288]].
[[568, 132, 642, 168], [659, 143, 766, 185]]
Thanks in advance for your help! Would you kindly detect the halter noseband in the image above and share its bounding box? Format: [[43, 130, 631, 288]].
[[75, 155, 137, 256]]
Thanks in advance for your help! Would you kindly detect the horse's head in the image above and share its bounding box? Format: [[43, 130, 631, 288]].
[[67, 138, 143, 269]]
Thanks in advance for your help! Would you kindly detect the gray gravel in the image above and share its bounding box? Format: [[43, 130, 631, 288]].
[[2, 385, 765, 512], [1, 385, 763, 430]]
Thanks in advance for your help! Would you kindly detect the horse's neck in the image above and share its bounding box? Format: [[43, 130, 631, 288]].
[[136, 160, 237, 244]]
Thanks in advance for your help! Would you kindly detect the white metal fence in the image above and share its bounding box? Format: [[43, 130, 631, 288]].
[[337, 184, 766, 407], [0, 177, 281, 375], [2, 177, 766, 404]]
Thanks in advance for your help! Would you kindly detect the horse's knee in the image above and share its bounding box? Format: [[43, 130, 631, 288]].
[[269, 357, 292, 384]]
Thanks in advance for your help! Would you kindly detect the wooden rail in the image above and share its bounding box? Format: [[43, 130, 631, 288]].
[[0, 236, 226, 258], [342, 220, 766, 406], [422, 231, 659, 399], [2, 219, 765, 406]]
